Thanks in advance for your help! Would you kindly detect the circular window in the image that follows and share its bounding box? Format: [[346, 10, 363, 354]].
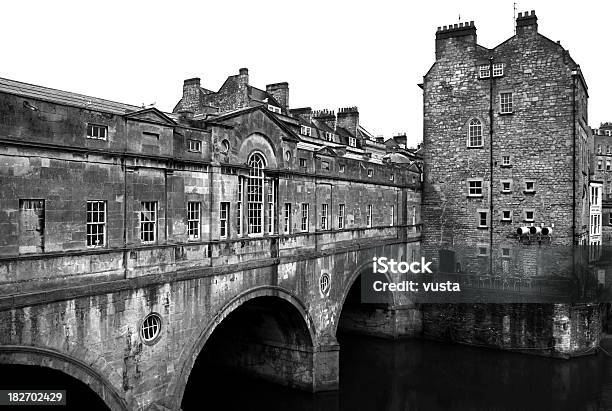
[[220, 139, 230, 153], [319, 272, 331, 297], [285, 150, 291, 162], [140, 313, 162, 344]]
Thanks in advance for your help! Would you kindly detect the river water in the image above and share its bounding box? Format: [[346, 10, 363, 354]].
[[185, 335, 612, 411]]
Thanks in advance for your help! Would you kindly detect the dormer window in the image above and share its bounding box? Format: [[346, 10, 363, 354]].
[[325, 132, 334, 142], [267, 104, 281, 114], [348, 137, 357, 147], [479, 65, 490, 79], [300, 125, 312, 136], [492, 63, 504, 77], [87, 124, 107, 140]]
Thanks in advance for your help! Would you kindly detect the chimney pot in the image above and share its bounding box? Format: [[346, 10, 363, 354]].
[[239, 68, 248, 76]]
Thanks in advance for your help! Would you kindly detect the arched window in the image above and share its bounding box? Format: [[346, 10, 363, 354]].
[[468, 119, 483, 147], [247, 153, 265, 234]]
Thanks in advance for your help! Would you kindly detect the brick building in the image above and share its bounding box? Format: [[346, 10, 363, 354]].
[[0, 71, 421, 294], [420, 11, 600, 353]]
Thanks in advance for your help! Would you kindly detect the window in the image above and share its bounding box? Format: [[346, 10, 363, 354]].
[[607, 160, 611, 172], [598, 145, 602, 154], [591, 185, 601, 206], [321, 161, 330, 171], [284, 203, 291, 234], [140, 202, 157, 243], [479, 65, 490, 79], [500, 92, 513, 114], [143, 132, 159, 139], [524, 181, 535, 193], [86, 201, 106, 247], [478, 246, 488, 256], [247, 153, 265, 234], [220, 202, 230, 238], [524, 210, 535, 222], [300, 125, 312, 136], [237, 178, 243, 235], [412, 206, 416, 226], [299, 158, 307, 168], [19, 199, 45, 253], [390, 205, 394, 226], [478, 211, 488, 228], [502, 248, 511, 257], [608, 146, 611, 154], [367, 205, 373, 228], [140, 313, 162, 344], [188, 139, 202, 152], [501, 210, 512, 221], [468, 119, 483, 147], [338, 204, 345, 229], [87, 124, 107, 140], [339, 164, 345, 173], [348, 137, 357, 147], [492, 63, 504, 77], [468, 179, 483, 196], [367, 169, 373, 177], [266, 178, 275, 234], [598, 160, 603, 171], [301, 203, 309, 232], [267, 104, 281, 114], [187, 202, 201, 240], [325, 132, 334, 141], [321, 204, 329, 230], [501, 155, 511, 166], [501, 180, 512, 193], [390, 174, 395, 181]]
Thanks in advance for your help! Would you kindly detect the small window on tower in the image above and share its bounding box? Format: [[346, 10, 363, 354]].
[[479, 65, 490, 79], [492, 63, 504, 77]]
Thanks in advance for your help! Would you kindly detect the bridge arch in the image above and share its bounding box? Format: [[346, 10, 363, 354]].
[[170, 285, 316, 410], [0, 345, 127, 411]]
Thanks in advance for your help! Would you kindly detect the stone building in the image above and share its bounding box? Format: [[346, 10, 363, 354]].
[[420, 11, 600, 354], [593, 122, 612, 242]]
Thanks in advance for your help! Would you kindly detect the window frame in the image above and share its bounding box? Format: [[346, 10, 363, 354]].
[[301, 203, 309, 232], [86, 200, 106, 248], [477, 210, 488, 228], [187, 201, 201, 240], [247, 153, 266, 236], [366, 204, 373, 228], [499, 92, 514, 114], [348, 137, 357, 147], [492, 63, 504, 77], [467, 179, 484, 197], [300, 125, 312, 136], [524, 209, 535, 222], [467, 119, 483, 148], [501, 179, 512, 193], [501, 209, 512, 222], [338, 204, 345, 229], [86, 123, 108, 140], [478, 65, 490, 79], [140, 201, 157, 244], [524, 180, 536, 193], [320, 203, 329, 230], [220, 202, 230, 238], [187, 139, 202, 153], [284, 202, 291, 234]]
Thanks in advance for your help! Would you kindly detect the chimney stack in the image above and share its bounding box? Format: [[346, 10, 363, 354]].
[[290, 107, 312, 123], [181, 77, 202, 113], [337, 107, 359, 137], [238, 68, 249, 86], [266, 82, 289, 110], [435, 21, 477, 60], [516, 10, 538, 36], [313, 109, 336, 130]]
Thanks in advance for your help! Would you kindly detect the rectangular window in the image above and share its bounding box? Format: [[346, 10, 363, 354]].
[[524, 210, 535, 222], [502, 248, 511, 257], [500, 92, 513, 114], [348, 137, 357, 147], [598, 160, 603, 171], [187, 202, 201, 240], [468, 180, 483, 196], [19, 199, 45, 253], [321, 204, 329, 230], [367, 205, 373, 228], [492, 63, 504, 77], [390, 174, 395, 181], [86, 201, 106, 247], [501, 180, 512, 193], [479, 65, 490, 78], [502, 155, 511, 166], [598, 145, 602, 154], [468, 120, 483, 147], [321, 161, 330, 171], [284, 203, 291, 234], [412, 206, 416, 226], [501, 210, 511, 221], [267, 104, 281, 114], [143, 131, 159, 139], [301, 203, 309, 232], [237, 178, 243, 235], [478, 211, 488, 228], [338, 204, 345, 229], [367, 169, 373, 177], [325, 132, 334, 141], [478, 246, 488, 256], [300, 125, 312, 136], [220, 202, 230, 238], [266, 179, 275, 234], [525, 181, 535, 193], [188, 139, 202, 152], [140, 202, 157, 244], [87, 124, 107, 140], [606, 160, 611, 172], [390, 205, 394, 226], [299, 158, 307, 168], [339, 164, 345, 173], [591, 186, 600, 206]]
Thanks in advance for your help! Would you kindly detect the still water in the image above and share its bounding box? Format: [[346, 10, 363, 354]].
[[185, 335, 612, 411]]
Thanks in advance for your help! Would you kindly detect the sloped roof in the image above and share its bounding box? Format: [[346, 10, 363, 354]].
[[0, 77, 141, 114]]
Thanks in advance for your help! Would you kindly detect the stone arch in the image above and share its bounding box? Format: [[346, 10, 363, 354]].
[[0, 345, 127, 411], [237, 133, 278, 168], [169, 285, 316, 409]]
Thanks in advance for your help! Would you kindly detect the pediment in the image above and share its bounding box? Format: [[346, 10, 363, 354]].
[[124, 107, 177, 126]]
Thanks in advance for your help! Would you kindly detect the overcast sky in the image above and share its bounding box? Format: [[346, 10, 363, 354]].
[[2, 0, 609, 147]]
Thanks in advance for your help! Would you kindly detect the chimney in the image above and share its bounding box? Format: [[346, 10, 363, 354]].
[[313, 109, 336, 130], [266, 82, 289, 110], [393, 133, 407, 149], [516, 10, 537, 36], [238, 68, 249, 86], [435, 21, 477, 60], [290, 107, 312, 123], [181, 77, 202, 113], [337, 107, 359, 137]]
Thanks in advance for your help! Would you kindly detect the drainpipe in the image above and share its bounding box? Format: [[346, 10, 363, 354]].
[[489, 57, 494, 276]]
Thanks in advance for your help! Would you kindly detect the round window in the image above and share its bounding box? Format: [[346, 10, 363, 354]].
[[285, 150, 291, 162], [140, 313, 162, 344], [319, 272, 331, 297], [220, 139, 230, 153]]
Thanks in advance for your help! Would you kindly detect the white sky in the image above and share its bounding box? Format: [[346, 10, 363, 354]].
[[2, 0, 610, 148]]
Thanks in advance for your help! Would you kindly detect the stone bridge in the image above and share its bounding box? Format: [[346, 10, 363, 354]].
[[0, 237, 422, 410]]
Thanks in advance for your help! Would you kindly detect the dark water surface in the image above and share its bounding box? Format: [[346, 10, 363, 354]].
[[185, 335, 612, 411]]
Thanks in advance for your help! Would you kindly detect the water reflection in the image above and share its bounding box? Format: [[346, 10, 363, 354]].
[[187, 335, 612, 411]]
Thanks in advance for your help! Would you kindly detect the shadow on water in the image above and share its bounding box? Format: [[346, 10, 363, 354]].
[[185, 335, 612, 411]]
